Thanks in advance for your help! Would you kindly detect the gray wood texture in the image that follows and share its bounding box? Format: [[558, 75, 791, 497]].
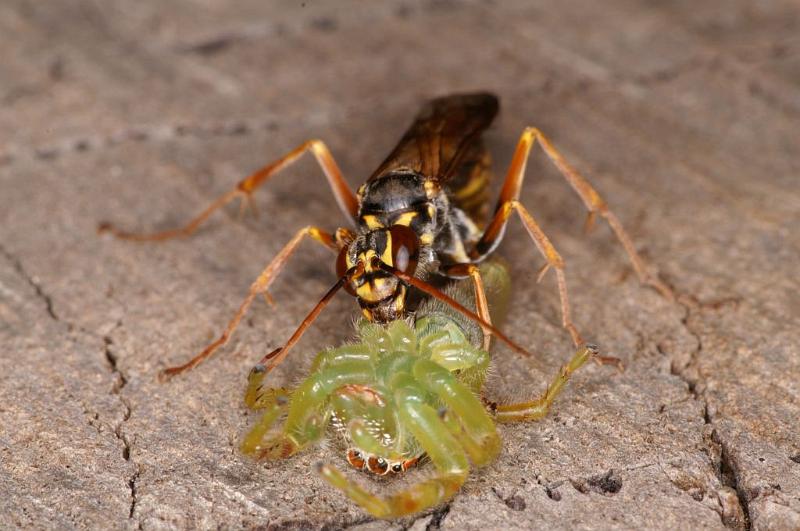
[[1, 1, 798, 529]]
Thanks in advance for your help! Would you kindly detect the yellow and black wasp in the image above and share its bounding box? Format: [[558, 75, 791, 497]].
[[101, 92, 671, 378]]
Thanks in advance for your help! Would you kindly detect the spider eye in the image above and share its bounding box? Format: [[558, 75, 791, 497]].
[[346, 448, 366, 469], [388, 225, 419, 275], [336, 247, 357, 296], [367, 455, 389, 475], [391, 464, 403, 473]]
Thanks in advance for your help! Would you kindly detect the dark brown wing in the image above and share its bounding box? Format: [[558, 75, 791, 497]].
[[368, 93, 499, 184]]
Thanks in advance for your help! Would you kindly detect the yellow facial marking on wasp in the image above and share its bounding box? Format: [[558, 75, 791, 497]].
[[419, 232, 434, 245], [372, 277, 390, 291], [393, 211, 418, 227], [360, 249, 379, 270], [354, 249, 393, 301], [426, 204, 436, 220], [361, 215, 384, 230], [394, 285, 406, 312], [380, 231, 394, 266], [423, 179, 437, 198], [356, 283, 375, 299]]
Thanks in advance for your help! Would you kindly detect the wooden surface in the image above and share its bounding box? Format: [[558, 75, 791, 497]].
[[1, 1, 799, 529]]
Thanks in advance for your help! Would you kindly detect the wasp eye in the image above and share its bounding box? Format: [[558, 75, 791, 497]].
[[336, 246, 357, 296], [388, 225, 419, 275]]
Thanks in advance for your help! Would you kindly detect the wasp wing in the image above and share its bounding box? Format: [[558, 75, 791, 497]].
[[369, 93, 499, 185]]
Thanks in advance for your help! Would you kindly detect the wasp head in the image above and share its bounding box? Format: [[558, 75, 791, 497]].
[[337, 225, 422, 322]]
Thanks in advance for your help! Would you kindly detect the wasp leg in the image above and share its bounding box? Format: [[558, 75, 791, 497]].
[[439, 263, 493, 351], [99, 139, 359, 240], [160, 226, 337, 379], [490, 344, 601, 422], [472, 196, 584, 347], [318, 384, 469, 518], [477, 127, 673, 299]]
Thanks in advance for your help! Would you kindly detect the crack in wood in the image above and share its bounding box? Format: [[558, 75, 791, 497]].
[[0, 243, 59, 321], [668, 290, 751, 530], [0, 247, 139, 523], [102, 323, 140, 523]]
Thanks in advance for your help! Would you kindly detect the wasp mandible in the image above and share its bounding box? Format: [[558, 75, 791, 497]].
[[100, 93, 671, 378]]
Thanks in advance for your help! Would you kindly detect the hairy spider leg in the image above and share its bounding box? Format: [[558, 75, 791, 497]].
[[346, 418, 422, 475], [240, 398, 288, 454], [244, 372, 291, 410], [412, 358, 500, 466], [345, 418, 414, 472], [242, 360, 374, 460], [471, 127, 672, 302], [244, 337, 384, 461], [158, 226, 339, 379], [491, 344, 599, 422], [332, 385, 398, 447], [416, 320, 486, 373], [318, 378, 470, 518], [99, 139, 358, 240], [332, 387, 421, 475]]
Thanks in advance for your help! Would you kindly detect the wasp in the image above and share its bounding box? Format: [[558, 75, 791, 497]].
[[100, 92, 671, 378]]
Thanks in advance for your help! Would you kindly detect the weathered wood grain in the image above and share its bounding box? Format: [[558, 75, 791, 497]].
[[1, 1, 798, 529]]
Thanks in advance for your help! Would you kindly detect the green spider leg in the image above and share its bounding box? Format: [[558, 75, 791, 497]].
[[492, 344, 599, 422], [244, 363, 291, 410], [317, 356, 501, 519], [240, 398, 287, 454], [241, 359, 374, 459], [318, 384, 468, 517], [412, 358, 500, 466], [330, 384, 405, 461]]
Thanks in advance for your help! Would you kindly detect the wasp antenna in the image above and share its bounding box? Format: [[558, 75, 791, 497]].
[[257, 273, 349, 372], [376, 261, 538, 359]]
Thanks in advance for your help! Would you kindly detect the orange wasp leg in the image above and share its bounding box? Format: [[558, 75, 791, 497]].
[[99, 139, 359, 240], [475, 196, 584, 347], [441, 263, 493, 351], [160, 226, 338, 379], [493, 127, 672, 300]]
